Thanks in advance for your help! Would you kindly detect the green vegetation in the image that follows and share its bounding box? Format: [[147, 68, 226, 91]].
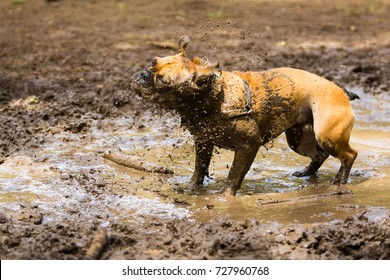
[[208, 7, 224, 19], [12, 0, 28, 4]]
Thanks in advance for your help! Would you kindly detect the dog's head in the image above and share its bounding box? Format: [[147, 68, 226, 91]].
[[131, 36, 219, 107]]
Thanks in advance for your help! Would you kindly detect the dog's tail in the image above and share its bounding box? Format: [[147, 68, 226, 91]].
[[343, 88, 360, 101]]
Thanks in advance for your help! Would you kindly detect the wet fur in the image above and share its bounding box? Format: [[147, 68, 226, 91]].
[[131, 39, 359, 196]]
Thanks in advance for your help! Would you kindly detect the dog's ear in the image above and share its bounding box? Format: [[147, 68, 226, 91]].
[[178, 35, 190, 56], [207, 61, 219, 69]]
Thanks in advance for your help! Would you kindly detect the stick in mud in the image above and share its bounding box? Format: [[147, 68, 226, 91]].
[[85, 228, 107, 260], [258, 190, 353, 205], [103, 151, 174, 174]]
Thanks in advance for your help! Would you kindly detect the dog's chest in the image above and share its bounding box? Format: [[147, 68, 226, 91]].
[[183, 114, 261, 149]]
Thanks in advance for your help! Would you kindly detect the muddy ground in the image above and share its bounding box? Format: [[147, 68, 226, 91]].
[[0, 0, 390, 260]]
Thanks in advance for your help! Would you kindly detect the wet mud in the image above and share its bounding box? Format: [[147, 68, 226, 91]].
[[1, 0, 390, 259]]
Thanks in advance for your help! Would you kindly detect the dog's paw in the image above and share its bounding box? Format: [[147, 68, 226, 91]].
[[293, 170, 310, 177], [187, 182, 206, 193], [331, 177, 342, 185], [215, 186, 237, 197]]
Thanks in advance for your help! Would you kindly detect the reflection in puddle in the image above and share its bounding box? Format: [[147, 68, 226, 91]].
[[0, 90, 389, 224]]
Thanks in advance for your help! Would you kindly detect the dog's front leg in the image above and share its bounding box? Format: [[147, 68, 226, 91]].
[[188, 141, 214, 188], [225, 144, 260, 196]]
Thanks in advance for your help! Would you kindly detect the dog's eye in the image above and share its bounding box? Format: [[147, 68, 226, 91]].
[[156, 74, 170, 85]]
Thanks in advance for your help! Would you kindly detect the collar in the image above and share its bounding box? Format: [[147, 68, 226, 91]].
[[243, 79, 253, 114]]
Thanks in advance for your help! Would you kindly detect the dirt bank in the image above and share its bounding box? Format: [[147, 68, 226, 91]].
[[0, 0, 389, 260]]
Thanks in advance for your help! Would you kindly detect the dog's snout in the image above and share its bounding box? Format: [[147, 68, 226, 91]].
[[133, 69, 152, 82], [132, 69, 154, 93], [140, 69, 151, 80]]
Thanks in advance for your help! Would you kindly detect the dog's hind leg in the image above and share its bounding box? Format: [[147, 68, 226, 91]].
[[314, 112, 358, 184], [316, 136, 358, 184], [285, 123, 329, 177], [331, 144, 358, 184]]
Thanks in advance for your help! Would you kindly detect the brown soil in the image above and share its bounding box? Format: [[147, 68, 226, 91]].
[[1, 0, 389, 260]]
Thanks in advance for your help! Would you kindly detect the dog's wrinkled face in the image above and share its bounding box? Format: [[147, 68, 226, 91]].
[[131, 37, 218, 103]]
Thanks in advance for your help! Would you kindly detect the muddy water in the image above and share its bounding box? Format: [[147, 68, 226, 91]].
[[0, 90, 389, 226]]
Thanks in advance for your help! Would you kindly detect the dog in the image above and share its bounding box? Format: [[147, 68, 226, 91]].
[[131, 36, 359, 196]]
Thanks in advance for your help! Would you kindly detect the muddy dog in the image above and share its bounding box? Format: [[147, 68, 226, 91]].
[[131, 37, 359, 196]]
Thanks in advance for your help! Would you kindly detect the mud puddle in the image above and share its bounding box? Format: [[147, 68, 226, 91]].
[[1, 90, 389, 228]]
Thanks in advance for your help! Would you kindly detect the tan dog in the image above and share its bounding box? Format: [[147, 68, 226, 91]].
[[131, 37, 359, 196]]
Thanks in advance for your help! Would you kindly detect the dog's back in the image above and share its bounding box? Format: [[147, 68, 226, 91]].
[[235, 67, 357, 185]]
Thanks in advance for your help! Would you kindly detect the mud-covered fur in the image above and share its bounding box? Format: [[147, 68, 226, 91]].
[[131, 37, 358, 196]]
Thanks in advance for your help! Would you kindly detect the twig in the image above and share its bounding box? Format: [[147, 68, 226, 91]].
[[103, 151, 174, 174], [258, 190, 353, 205], [85, 228, 107, 260]]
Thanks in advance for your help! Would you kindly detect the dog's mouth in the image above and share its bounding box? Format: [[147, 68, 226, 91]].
[[131, 69, 155, 97]]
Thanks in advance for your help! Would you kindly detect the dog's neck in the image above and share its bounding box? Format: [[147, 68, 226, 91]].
[[177, 72, 255, 123], [154, 72, 253, 128], [154, 74, 222, 117], [176, 73, 225, 124]]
